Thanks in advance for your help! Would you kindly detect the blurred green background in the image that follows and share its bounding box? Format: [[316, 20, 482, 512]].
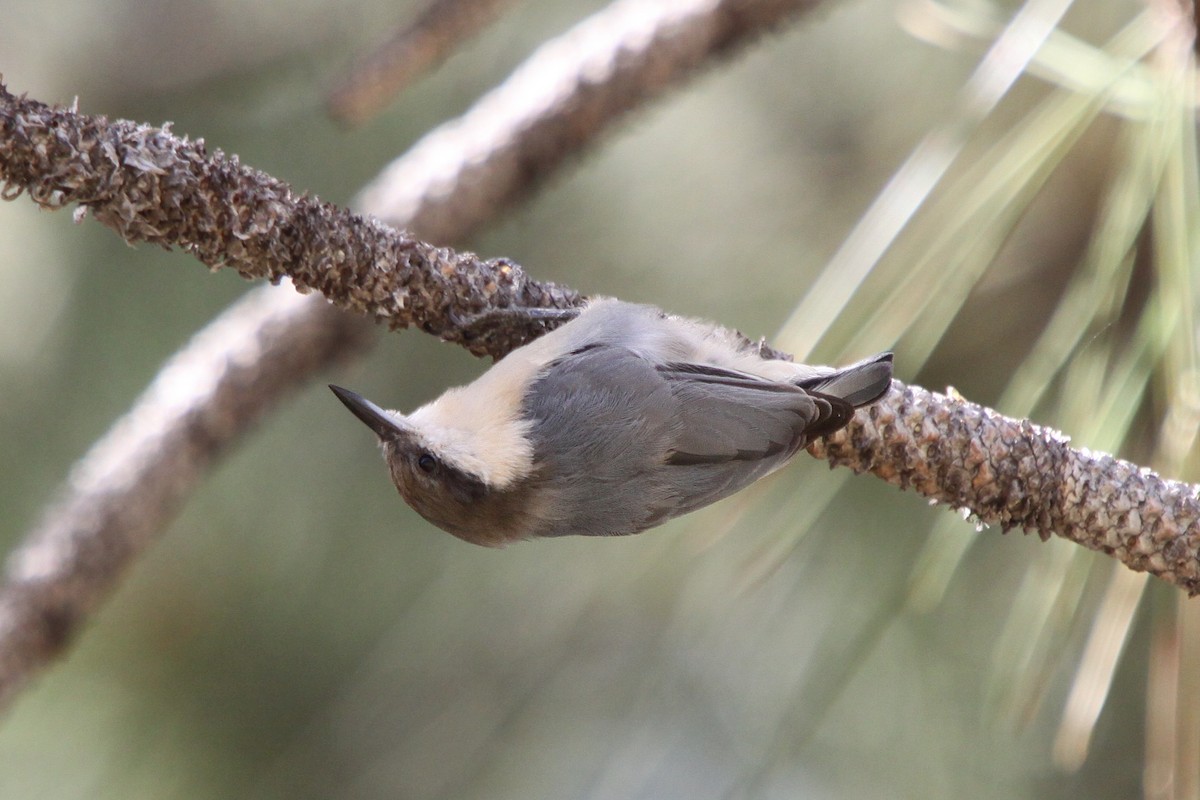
[[0, 0, 1175, 798]]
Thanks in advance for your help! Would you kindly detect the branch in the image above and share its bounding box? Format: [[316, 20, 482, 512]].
[[356, 0, 818, 242], [0, 83, 582, 359], [0, 290, 369, 709], [0, 0, 824, 709], [811, 383, 1200, 595], [327, 0, 516, 126]]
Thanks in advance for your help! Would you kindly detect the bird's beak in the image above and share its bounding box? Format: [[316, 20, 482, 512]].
[[329, 385, 408, 440]]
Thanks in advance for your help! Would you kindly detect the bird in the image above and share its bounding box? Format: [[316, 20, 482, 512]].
[[330, 298, 892, 546]]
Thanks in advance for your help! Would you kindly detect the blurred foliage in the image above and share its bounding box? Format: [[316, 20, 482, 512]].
[[0, 0, 1189, 798]]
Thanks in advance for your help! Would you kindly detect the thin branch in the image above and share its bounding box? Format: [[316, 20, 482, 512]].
[[0, 0, 824, 710], [811, 383, 1200, 595], [327, 0, 517, 126]]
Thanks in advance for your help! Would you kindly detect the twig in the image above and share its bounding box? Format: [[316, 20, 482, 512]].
[[0, 0, 825, 710], [327, 0, 517, 126]]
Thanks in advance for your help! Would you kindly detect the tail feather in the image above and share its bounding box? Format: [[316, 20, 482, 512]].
[[798, 352, 894, 408]]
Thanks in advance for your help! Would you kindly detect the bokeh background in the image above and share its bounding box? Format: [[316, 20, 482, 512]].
[[0, 0, 1181, 798]]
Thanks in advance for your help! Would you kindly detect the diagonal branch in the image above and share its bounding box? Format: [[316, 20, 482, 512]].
[[356, 0, 820, 241], [811, 384, 1200, 595], [327, 0, 517, 126], [0, 289, 370, 709], [0, 82, 582, 359], [0, 0, 826, 710]]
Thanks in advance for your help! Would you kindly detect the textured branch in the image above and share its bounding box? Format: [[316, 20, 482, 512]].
[[0, 0, 825, 709], [811, 383, 1200, 596], [0, 83, 582, 359]]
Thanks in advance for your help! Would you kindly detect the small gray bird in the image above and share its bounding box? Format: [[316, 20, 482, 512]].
[[331, 299, 892, 546]]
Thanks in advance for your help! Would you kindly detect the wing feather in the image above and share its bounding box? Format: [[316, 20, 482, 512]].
[[657, 362, 836, 465]]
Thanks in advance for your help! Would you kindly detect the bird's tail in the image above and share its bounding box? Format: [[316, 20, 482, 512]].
[[798, 352, 894, 407]]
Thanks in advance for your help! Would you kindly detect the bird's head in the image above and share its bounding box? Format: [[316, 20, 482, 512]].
[[329, 384, 535, 545]]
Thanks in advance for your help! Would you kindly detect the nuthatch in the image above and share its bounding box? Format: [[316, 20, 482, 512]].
[[331, 299, 892, 546]]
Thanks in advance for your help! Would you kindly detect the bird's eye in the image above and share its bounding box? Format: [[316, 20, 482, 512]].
[[417, 452, 437, 473]]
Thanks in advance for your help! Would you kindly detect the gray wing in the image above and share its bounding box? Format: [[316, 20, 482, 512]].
[[658, 362, 843, 465], [653, 362, 845, 516], [523, 346, 839, 536]]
